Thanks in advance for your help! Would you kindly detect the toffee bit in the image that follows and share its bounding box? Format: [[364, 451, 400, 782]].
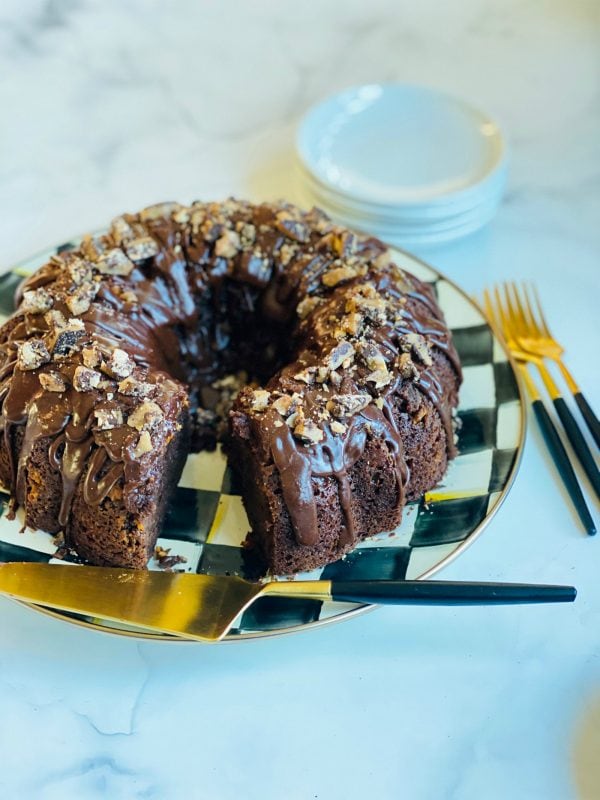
[[96, 248, 135, 277], [322, 265, 360, 287], [118, 376, 153, 398], [330, 420, 346, 435], [110, 215, 135, 244], [105, 348, 135, 379], [52, 322, 86, 359], [329, 370, 342, 389], [271, 394, 294, 416], [293, 367, 315, 385], [65, 282, 98, 316], [214, 229, 241, 258], [326, 393, 371, 419], [39, 371, 66, 393], [172, 207, 191, 225], [140, 202, 181, 222], [17, 339, 51, 371], [81, 234, 106, 262], [21, 288, 53, 314], [365, 368, 392, 389], [286, 408, 304, 429], [248, 389, 271, 412], [413, 406, 428, 424], [357, 342, 387, 372], [45, 309, 67, 331], [66, 256, 93, 286], [124, 236, 159, 262], [293, 418, 324, 445], [94, 405, 124, 430], [82, 345, 101, 369], [326, 340, 355, 371], [120, 290, 139, 305], [73, 366, 101, 392], [279, 242, 299, 267], [296, 295, 322, 320], [341, 311, 363, 337], [127, 400, 164, 431], [399, 333, 433, 367], [396, 352, 419, 380], [237, 221, 256, 247], [132, 430, 153, 458], [275, 211, 310, 243]]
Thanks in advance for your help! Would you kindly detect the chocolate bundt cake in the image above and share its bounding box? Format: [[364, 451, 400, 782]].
[[0, 200, 461, 574]]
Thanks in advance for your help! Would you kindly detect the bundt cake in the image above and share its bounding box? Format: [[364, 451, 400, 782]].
[[0, 199, 461, 574]]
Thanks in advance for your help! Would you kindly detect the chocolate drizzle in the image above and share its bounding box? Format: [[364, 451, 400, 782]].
[[263, 392, 410, 551]]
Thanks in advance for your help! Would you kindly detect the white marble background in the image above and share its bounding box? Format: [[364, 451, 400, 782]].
[[0, 1, 599, 798]]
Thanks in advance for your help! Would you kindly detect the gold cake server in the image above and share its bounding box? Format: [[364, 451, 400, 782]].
[[0, 563, 576, 642]]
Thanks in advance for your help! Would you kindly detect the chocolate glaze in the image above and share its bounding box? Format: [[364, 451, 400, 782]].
[[0, 199, 461, 560]]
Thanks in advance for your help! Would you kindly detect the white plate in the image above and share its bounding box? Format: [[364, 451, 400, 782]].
[[297, 160, 508, 222], [301, 171, 503, 232], [297, 83, 507, 207]]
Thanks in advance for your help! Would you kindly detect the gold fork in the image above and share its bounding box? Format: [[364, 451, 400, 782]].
[[507, 282, 600, 448], [483, 289, 596, 535], [502, 283, 600, 501]]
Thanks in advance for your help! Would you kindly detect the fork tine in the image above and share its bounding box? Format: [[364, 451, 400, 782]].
[[521, 283, 543, 337], [492, 285, 509, 337], [502, 282, 521, 338], [483, 288, 497, 328], [509, 281, 531, 337], [531, 283, 553, 339]]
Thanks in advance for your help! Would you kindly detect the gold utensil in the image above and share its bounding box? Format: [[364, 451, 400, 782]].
[[483, 289, 596, 535], [0, 563, 576, 642], [501, 283, 599, 499], [505, 281, 600, 448]]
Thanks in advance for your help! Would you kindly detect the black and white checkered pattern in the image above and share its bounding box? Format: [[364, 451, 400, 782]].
[[0, 244, 523, 639]]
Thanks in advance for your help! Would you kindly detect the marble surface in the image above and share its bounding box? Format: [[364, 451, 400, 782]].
[[0, 1, 599, 798]]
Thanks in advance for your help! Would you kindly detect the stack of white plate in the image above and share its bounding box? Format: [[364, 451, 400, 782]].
[[295, 84, 508, 248]]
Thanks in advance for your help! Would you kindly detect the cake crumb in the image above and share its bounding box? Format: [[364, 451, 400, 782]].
[[154, 545, 187, 571]]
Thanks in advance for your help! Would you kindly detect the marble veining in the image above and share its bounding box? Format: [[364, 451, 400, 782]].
[[0, 1, 599, 798]]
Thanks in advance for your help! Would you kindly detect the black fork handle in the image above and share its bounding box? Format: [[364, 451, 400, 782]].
[[553, 398, 600, 500], [574, 392, 600, 449], [532, 400, 596, 536]]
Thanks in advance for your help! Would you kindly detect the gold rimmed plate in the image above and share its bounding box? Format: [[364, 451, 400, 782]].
[[0, 243, 525, 642]]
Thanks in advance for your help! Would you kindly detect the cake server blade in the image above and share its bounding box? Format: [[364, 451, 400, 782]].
[[0, 563, 576, 642]]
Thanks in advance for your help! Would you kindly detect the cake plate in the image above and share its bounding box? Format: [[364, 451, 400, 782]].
[[0, 242, 525, 642]]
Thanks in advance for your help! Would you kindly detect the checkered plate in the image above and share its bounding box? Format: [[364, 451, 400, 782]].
[[0, 243, 525, 642]]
